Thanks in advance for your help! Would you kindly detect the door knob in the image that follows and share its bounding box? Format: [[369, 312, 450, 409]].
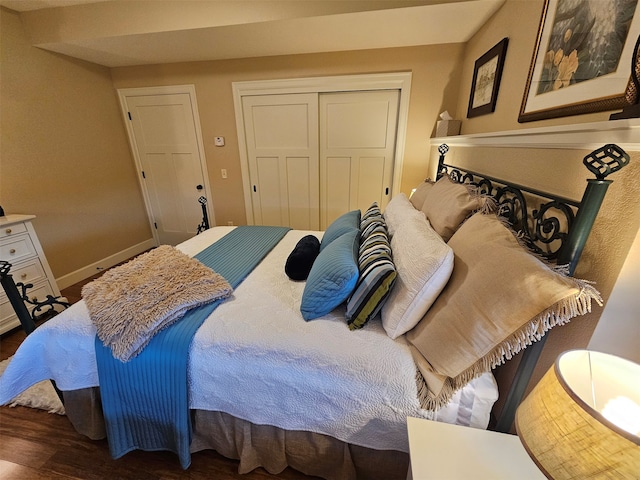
[[196, 184, 203, 190]]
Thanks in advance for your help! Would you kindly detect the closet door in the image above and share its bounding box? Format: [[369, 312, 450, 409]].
[[319, 90, 400, 229], [242, 94, 319, 230]]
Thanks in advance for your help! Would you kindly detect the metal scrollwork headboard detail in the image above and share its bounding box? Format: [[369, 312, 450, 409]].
[[436, 143, 631, 263]]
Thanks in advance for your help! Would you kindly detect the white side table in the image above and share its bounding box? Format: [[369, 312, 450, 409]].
[[0, 214, 64, 334], [407, 417, 546, 479]]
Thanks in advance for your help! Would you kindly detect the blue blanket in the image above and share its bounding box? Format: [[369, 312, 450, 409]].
[[95, 226, 290, 468]]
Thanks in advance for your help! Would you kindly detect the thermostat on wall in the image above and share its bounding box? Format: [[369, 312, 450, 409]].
[[214, 136, 225, 146]]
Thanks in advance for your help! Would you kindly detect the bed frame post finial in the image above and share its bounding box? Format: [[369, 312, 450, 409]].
[[437, 144, 449, 180]]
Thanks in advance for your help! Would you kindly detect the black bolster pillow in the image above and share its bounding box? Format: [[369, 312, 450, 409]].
[[285, 235, 320, 281]]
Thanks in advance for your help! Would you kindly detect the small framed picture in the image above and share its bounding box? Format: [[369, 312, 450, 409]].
[[467, 38, 509, 118]]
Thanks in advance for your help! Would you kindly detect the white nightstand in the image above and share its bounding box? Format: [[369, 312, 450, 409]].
[[407, 417, 546, 480], [0, 214, 64, 334]]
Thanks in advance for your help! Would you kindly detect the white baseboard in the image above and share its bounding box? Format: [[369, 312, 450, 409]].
[[56, 239, 156, 289]]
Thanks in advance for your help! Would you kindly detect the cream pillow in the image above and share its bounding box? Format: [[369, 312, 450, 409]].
[[383, 193, 425, 237], [381, 213, 454, 339], [407, 212, 602, 409], [420, 174, 485, 242], [409, 180, 434, 209]]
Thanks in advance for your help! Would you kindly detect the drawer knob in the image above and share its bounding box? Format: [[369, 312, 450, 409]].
[[9, 248, 16, 254], [21, 273, 27, 279], [5, 228, 11, 234]]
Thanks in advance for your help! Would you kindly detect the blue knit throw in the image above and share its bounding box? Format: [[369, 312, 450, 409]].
[[95, 226, 290, 468]]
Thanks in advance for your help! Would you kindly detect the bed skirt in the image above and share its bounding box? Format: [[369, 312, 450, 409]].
[[63, 388, 409, 480]]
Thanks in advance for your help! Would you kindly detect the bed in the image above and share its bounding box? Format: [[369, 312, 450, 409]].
[[0, 143, 630, 479]]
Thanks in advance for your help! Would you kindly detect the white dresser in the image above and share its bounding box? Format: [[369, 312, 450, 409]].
[[0, 215, 63, 334]]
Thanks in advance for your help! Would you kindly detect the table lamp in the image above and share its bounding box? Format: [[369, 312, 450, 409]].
[[516, 350, 640, 479]]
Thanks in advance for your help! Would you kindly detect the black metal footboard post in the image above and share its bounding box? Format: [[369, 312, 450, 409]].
[[0, 260, 66, 404], [494, 144, 630, 433], [0, 261, 36, 335], [196, 196, 210, 234]]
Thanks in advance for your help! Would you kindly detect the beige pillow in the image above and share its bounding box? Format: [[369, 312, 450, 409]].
[[420, 174, 485, 242], [381, 213, 454, 339], [409, 180, 434, 209], [407, 212, 602, 410]]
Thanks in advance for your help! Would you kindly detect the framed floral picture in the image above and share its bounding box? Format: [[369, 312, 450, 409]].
[[519, 0, 640, 123], [467, 38, 509, 118]]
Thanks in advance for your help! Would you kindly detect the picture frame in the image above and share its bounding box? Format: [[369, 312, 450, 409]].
[[518, 0, 640, 123], [467, 37, 509, 118]]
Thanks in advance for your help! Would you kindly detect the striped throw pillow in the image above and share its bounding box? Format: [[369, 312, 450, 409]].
[[346, 217, 397, 330], [361, 202, 383, 229]]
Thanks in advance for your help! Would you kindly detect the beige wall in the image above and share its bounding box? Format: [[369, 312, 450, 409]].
[[430, 0, 640, 423], [110, 44, 466, 226], [0, 7, 151, 279], [3, 1, 467, 279]]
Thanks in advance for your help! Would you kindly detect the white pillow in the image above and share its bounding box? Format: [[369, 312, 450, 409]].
[[383, 193, 425, 237], [381, 213, 454, 339]]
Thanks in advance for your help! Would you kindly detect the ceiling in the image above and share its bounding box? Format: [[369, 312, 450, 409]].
[[1, 0, 505, 68]]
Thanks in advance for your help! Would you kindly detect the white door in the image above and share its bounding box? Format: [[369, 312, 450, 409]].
[[121, 89, 211, 245], [319, 90, 399, 228], [242, 93, 320, 230]]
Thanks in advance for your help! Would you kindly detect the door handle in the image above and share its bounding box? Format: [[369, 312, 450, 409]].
[[196, 184, 203, 190]]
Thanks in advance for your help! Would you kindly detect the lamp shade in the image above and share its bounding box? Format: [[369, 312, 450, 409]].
[[516, 350, 640, 479]]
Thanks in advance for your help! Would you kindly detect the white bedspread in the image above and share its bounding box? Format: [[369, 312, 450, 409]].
[[0, 227, 498, 453]]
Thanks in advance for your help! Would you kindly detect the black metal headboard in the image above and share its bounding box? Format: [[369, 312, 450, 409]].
[[435, 142, 631, 432]]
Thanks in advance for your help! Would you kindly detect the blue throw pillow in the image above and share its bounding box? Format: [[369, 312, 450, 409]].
[[300, 229, 360, 321], [320, 210, 361, 251]]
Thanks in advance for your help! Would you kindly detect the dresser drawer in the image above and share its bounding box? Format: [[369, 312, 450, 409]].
[[11, 258, 47, 286], [0, 234, 37, 263], [0, 222, 28, 239]]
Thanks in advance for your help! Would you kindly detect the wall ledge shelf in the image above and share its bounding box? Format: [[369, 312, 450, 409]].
[[430, 118, 640, 151]]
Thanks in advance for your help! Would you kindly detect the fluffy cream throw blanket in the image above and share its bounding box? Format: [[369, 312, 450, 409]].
[[82, 245, 232, 362]]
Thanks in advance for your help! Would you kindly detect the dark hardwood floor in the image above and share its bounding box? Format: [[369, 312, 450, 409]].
[[0, 269, 313, 480]]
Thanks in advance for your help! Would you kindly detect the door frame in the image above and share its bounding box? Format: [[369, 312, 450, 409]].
[[232, 72, 412, 225], [117, 84, 215, 245]]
